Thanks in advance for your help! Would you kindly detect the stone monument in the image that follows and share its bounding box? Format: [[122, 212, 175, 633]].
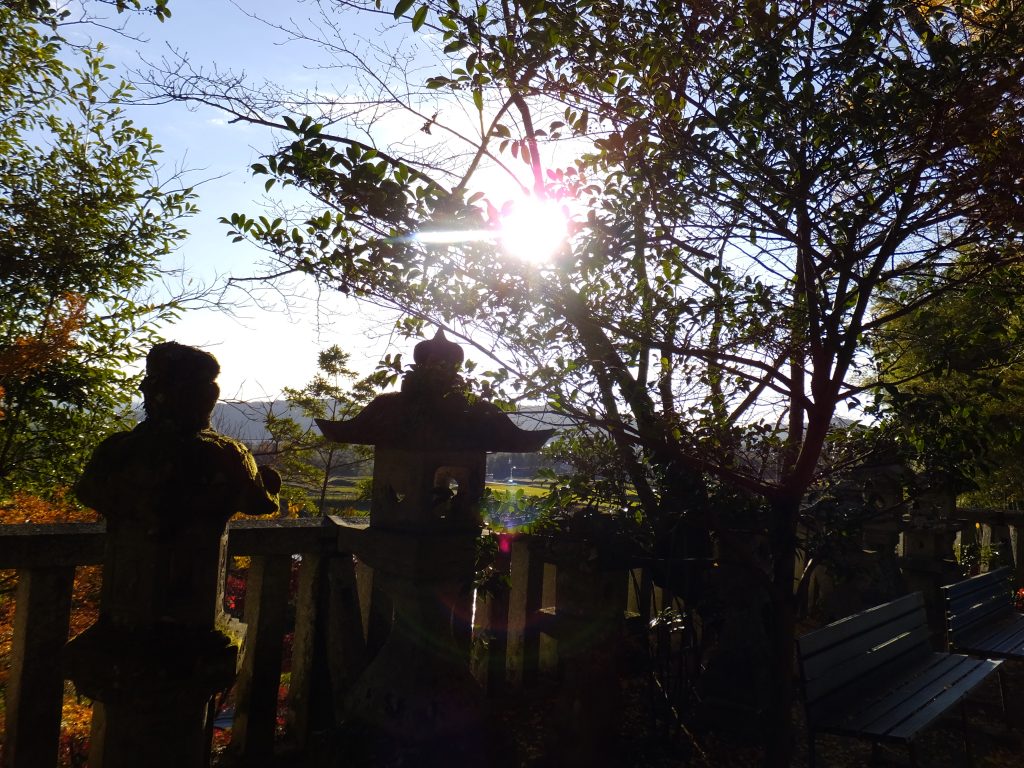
[[317, 330, 552, 765], [64, 342, 281, 768]]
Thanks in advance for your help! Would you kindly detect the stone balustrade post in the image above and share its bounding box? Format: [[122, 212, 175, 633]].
[[3, 566, 75, 768], [544, 540, 627, 768]]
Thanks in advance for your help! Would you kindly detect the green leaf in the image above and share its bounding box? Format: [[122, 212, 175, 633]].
[[394, 0, 415, 18], [412, 5, 428, 31]]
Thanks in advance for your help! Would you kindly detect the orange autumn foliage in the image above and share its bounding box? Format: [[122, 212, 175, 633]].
[[0, 488, 96, 525], [0, 294, 86, 419]]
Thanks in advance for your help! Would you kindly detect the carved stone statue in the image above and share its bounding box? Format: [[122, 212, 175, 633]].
[[75, 341, 280, 630], [65, 342, 281, 768]]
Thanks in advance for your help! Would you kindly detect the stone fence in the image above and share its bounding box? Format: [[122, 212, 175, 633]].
[[0, 517, 653, 768], [4, 509, 1024, 767]]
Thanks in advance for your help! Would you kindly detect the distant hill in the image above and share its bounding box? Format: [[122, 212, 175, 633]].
[[210, 401, 315, 443]]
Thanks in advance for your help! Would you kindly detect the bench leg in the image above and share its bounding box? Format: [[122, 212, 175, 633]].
[[997, 668, 1010, 727], [961, 699, 974, 768], [807, 732, 817, 768], [907, 741, 919, 768]]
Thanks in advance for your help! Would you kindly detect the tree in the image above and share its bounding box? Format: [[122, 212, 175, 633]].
[[0, 3, 200, 763], [258, 346, 377, 515], [154, 1, 1024, 762], [873, 257, 1024, 506], [0, 0, 199, 498]]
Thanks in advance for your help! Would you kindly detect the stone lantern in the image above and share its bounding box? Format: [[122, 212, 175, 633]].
[[317, 330, 551, 764]]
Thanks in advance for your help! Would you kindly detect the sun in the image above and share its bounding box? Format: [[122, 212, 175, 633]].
[[497, 195, 569, 263], [407, 192, 570, 263]]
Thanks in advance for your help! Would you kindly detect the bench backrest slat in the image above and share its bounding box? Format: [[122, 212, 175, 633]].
[[943, 567, 1010, 603], [799, 592, 930, 706], [798, 592, 925, 657]]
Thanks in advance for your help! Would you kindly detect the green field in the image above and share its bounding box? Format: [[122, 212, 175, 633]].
[[485, 481, 547, 497], [315, 477, 548, 513]]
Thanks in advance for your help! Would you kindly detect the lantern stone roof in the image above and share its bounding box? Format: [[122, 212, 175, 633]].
[[316, 331, 554, 452]]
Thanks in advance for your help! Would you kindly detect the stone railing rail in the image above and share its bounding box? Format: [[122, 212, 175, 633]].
[[6, 510, 1024, 767]]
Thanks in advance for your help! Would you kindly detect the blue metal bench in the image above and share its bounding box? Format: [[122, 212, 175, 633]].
[[798, 592, 1001, 767], [942, 566, 1024, 719], [943, 566, 1024, 661]]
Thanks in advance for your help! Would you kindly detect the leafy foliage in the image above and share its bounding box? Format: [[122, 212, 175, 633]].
[[257, 346, 378, 514], [873, 258, 1024, 503], [0, 3, 197, 498]]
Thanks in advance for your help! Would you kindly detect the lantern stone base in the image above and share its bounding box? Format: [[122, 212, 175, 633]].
[[340, 527, 486, 765], [341, 627, 486, 765], [64, 622, 236, 768]]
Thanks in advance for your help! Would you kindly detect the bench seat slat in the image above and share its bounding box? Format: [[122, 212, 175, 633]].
[[831, 653, 964, 735], [987, 619, 1024, 655], [835, 655, 996, 740], [806, 651, 950, 729], [803, 626, 931, 705], [957, 614, 1024, 657], [887, 658, 1001, 742]]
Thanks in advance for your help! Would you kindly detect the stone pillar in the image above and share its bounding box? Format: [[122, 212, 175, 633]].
[[544, 541, 627, 768], [900, 484, 962, 633], [505, 535, 544, 687], [4, 566, 75, 768], [1010, 525, 1024, 584], [470, 534, 512, 695], [340, 527, 486, 765]]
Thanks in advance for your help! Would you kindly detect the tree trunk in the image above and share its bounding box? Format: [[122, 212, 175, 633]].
[[763, 494, 800, 768]]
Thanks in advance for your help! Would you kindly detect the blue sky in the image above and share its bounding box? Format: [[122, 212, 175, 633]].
[[75, 0, 400, 399]]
